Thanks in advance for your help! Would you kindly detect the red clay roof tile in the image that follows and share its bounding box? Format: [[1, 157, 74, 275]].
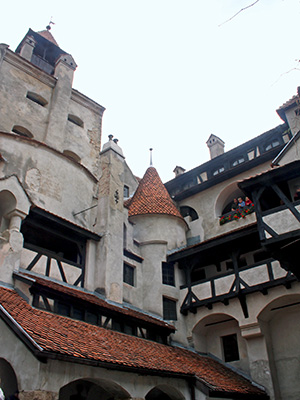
[[0, 287, 267, 398], [127, 167, 183, 219], [16, 272, 174, 330]]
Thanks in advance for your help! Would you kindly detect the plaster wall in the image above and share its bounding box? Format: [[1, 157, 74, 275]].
[[263, 204, 300, 238], [0, 50, 103, 178], [0, 319, 192, 400], [180, 284, 300, 398], [0, 134, 97, 230], [284, 107, 300, 136], [277, 139, 300, 165], [130, 215, 187, 251], [0, 54, 53, 140], [63, 94, 103, 176]]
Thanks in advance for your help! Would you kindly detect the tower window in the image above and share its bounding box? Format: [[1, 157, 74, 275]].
[[163, 297, 177, 320], [222, 334, 239, 362], [68, 114, 84, 128], [124, 185, 129, 198], [123, 263, 135, 286], [26, 91, 48, 107], [162, 262, 175, 286], [12, 125, 33, 138]]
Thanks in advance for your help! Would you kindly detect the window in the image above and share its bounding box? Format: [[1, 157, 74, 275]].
[[232, 157, 245, 167], [124, 185, 129, 198], [180, 206, 199, 221], [212, 166, 225, 176], [68, 114, 84, 127], [222, 334, 239, 362], [162, 262, 175, 286], [63, 150, 81, 163], [265, 140, 280, 151], [12, 125, 33, 138], [123, 263, 135, 286], [26, 91, 48, 107], [163, 297, 177, 320]]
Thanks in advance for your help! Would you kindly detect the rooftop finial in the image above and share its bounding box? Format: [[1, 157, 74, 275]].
[[150, 148, 153, 166], [46, 17, 55, 31]]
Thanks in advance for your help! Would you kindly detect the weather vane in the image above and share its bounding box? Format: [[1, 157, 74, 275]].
[[46, 17, 55, 31]]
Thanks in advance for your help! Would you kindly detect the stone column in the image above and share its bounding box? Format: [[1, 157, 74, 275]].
[[241, 323, 276, 400], [45, 54, 77, 150]]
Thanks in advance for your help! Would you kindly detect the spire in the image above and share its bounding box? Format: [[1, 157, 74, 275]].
[[127, 167, 183, 219], [150, 148, 153, 166]]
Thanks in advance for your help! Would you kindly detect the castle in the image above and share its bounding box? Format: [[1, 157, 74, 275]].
[[0, 26, 300, 400]]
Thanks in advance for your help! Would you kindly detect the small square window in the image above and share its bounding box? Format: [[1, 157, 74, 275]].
[[123, 263, 135, 286], [162, 262, 175, 286], [163, 297, 177, 320], [222, 334, 239, 362]]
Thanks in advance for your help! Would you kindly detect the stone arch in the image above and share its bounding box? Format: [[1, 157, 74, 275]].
[[59, 378, 131, 400], [179, 206, 198, 221], [257, 293, 300, 399], [0, 190, 17, 231], [192, 313, 248, 369], [0, 176, 31, 232], [145, 384, 185, 400], [215, 182, 245, 217], [0, 358, 18, 398]]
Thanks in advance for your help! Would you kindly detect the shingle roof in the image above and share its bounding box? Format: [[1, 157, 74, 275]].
[[37, 29, 59, 47], [16, 272, 173, 330], [127, 167, 183, 219], [0, 287, 267, 398]]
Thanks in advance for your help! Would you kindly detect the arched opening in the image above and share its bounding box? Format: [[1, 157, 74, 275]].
[[215, 182, 245, 217], [12, 125, 33, 138], [0, 358, 18, 398], [179, 206, 198, 221], [59, 378, 130, 400], [0, 190, 17, 232], [192, 313, 249, 372], [258, 294, 300, 400], [146, 385, 184, 400]]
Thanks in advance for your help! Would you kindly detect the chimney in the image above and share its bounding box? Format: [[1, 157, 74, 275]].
[[19, 36, 36, 62], [206, 134, 225, 160], [173, 166, 186, 177]]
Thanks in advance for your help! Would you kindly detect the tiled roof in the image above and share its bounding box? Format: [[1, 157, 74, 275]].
[[15, 272, 174, 331], [0, 287, 267, 398], [127, 167, 183, 219]]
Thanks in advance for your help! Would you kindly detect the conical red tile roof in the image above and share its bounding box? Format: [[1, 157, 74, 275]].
[[127, 167, 183, 219]]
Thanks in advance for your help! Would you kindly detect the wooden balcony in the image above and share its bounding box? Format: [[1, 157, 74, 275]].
[[180, 258, 296, 317]]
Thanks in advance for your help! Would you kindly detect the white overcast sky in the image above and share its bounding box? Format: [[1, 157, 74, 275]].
[[1, 1, 300, 182]]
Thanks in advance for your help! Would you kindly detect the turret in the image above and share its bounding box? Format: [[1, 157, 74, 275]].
[[206, 134, 225, 159], [126, 166, 187, 316]]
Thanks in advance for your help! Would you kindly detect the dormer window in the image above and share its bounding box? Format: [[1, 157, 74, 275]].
[[213, 166, 225, 176], [26, 91, 48, 107], [265, 140, 280, 151], [232, 157, 245, 167], [68, 114, 84, 128]]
